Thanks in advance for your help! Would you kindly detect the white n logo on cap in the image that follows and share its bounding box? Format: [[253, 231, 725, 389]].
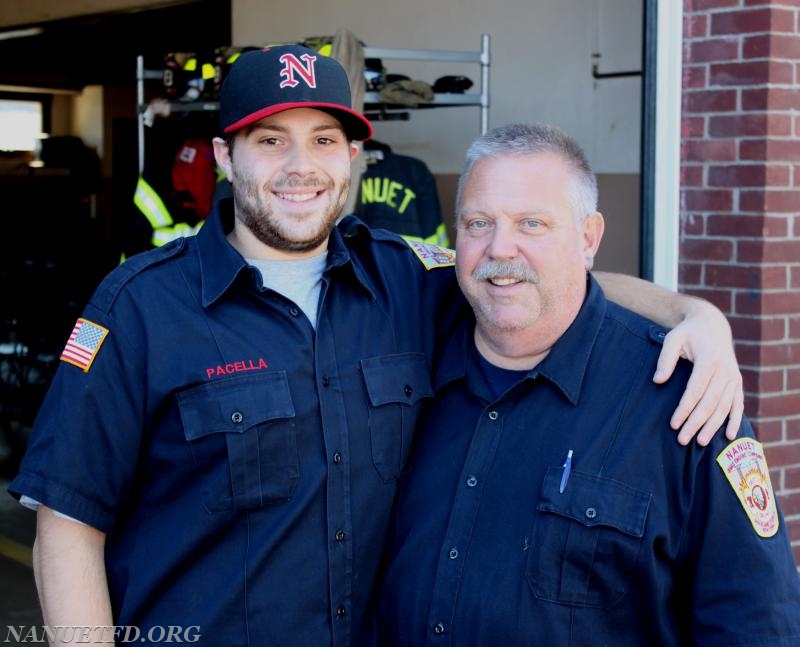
[[279, 53, 317, 89]]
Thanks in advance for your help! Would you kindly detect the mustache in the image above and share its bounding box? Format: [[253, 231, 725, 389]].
[[472, 260, 538, 283], [271, 176, 330, 190]]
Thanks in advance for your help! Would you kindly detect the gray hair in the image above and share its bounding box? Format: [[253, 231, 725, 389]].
[[455, 122, 598, 222]]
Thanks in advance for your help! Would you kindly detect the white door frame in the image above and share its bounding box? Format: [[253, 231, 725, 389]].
[[651, 1, 683, 290]]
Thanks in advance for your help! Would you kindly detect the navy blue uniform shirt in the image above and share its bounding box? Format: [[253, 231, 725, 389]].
[[377, 276, 800, 647], [10, 199, 464, 647]]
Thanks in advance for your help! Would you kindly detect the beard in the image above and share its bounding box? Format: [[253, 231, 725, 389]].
[[230, 164, 350, 253]]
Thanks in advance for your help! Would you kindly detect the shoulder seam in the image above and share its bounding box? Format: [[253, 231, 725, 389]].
[[92, 239, 187, 314]]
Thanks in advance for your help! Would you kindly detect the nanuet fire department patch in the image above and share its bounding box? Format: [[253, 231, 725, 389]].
[[716, 438, 779, 538], [407, 241, 455, 270]]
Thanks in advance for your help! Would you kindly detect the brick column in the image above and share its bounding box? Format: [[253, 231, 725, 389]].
[[680, 0, 800, 565]]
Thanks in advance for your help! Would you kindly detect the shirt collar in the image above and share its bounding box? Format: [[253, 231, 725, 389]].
[[326, 215, 384, 303], [196, 202, 376, 307], [433, 275, 607, 406], [535, 275, 606, 405], [197, 199, 252, 307]]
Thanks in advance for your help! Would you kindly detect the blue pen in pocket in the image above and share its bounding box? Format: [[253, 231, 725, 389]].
[[559, 449, 573, 493]]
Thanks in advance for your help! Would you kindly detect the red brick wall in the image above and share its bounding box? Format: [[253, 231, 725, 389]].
[[680, 0, 800, 566]]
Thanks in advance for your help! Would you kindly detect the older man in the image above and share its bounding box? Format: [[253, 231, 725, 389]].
[[376, 123, 800, 646]]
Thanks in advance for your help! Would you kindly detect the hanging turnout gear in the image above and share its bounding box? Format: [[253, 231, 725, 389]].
[[171, 138, 217, 221], [124, 135, 218, 262], [356, 140, 449, 247], [132, 174, 204, 249]]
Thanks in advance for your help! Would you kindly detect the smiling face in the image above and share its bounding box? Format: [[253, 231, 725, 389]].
[[455, 151, 604, 367], [214, 107, 359, 260]]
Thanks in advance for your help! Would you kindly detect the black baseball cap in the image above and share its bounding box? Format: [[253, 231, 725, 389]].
[[219, 44, 373, 141]]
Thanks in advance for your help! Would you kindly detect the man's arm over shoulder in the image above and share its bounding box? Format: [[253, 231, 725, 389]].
[[33, 506, 113, 642], [595, 270, 743, 446]]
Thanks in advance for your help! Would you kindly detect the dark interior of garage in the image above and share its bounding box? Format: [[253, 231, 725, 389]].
[[0, 0, 232, 478], [0, 7, 232, 625]]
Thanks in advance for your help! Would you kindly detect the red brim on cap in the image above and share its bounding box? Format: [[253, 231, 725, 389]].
[[222, 101, 373, 141]]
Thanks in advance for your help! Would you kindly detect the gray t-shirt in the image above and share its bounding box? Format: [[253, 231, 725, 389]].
[[247, 252, 327, 329]]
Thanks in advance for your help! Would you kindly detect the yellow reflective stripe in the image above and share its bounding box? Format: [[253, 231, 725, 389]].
[[151, 221, 204, 247], [134, 178, 173, 229], [430, 223, 450, 247], [182, 58, 215, 79], [0, 536, 31, 568]]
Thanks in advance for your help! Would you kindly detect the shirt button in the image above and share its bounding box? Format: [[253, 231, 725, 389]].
[[404, 384, 413, 397], [230, 411, 244, 424], [321, 376, 330, 387], [332, 451, 342, 464], [488, 410, 499, 420], [433, 623, 445, 635], [448, 548, 458, 559], [335, 529, 345, 542], [337, 606, 346, 617], [585, 507, 597, 519], [466, 475, 478, 488], [289, 306, 300, 317]]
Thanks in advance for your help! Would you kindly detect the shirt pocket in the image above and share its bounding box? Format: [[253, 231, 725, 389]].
[[526, 468, 651, 609], [177, 371, 298, 513], [361, 352, 433, 482]]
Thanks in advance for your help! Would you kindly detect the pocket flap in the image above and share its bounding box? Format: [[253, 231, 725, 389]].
[[536, 468, 651, 537], [361, 353, 433, 406], [178, 372, 295, 440]]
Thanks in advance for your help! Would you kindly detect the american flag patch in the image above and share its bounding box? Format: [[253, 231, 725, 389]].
[[60, 318, 109, 372]]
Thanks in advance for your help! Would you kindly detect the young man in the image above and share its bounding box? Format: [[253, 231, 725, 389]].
[[11, 48, 741, 646], [376, 123, 800, 646]]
